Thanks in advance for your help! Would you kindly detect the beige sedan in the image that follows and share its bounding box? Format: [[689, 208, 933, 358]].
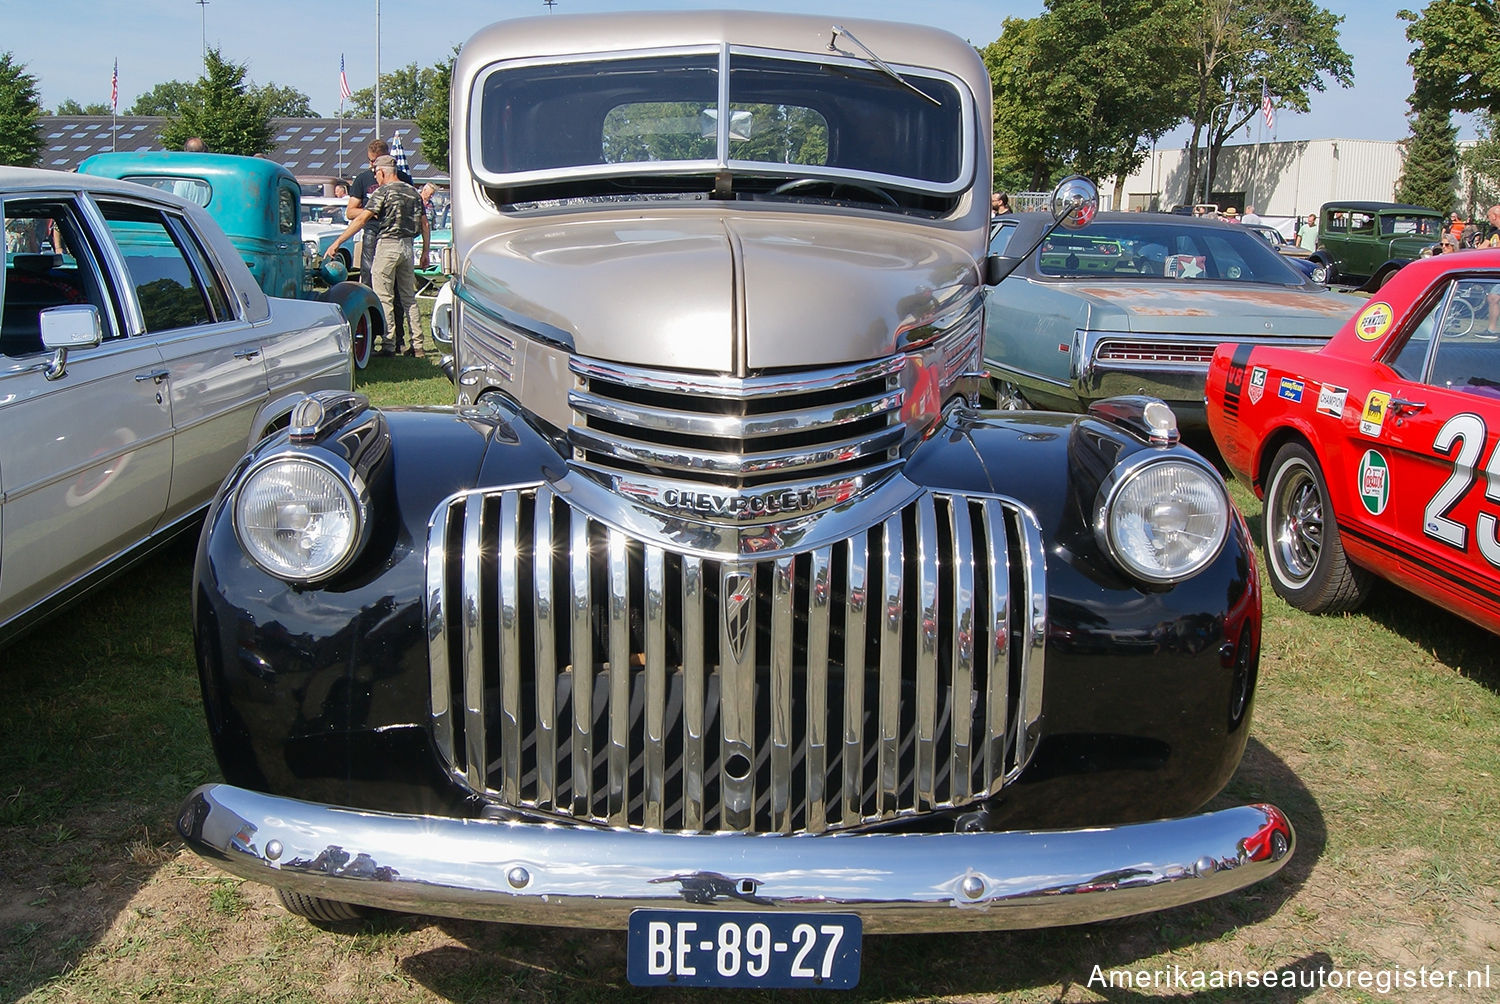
[[0, 167, 353, 645]]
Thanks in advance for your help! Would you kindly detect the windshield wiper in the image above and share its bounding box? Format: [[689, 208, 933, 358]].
[[829, 25, 942, 107]]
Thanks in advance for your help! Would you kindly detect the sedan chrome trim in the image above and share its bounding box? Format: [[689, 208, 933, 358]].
[[179, 784, 1294, 935]]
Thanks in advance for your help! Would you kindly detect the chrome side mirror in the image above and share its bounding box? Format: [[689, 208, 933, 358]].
[[39, 304, 103, 381], [1050, 175, 1099, 230]]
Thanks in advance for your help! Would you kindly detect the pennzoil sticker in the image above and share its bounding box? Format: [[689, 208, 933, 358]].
[[1278, 377, 1304, 403], [1359, 450, 1389, 515], [1247, 367, 1267, 404], [1355, 301, 1394, 341], [1360, 390, 1391, 436], [1318, 384, 1347, 417]]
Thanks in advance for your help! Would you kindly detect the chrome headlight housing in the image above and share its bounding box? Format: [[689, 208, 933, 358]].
[[233, 451, 369, 584], [302, 239, 318, 258], [1095, 456, 1230, 584]]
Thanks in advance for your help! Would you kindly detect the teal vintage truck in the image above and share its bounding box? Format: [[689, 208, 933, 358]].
[[78, 152, 384, 368]]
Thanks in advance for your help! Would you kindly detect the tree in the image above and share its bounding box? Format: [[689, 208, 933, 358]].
[[985, 0, 1199, 202], [130, 80, 194, 116], [0, 51, 43, 168], [414, 55, 453, 174], [159, 48, 273, 156], [1401, 0, 1500, 116], [56, 98, 113, 115], [350, 62, 434, 120], [1461, 112, 1500, 218], [253, 83, 317, 118], [1179, 0, 1353, 206], [1394, 103, 1459, 212]]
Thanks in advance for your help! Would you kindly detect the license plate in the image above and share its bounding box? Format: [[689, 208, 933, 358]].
[[627, 909, 861, 988]]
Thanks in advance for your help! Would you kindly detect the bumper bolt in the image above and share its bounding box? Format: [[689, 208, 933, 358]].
[[265, 840, 282, 862], [508, 866, 532, 889], [961, 874, 985, 899]]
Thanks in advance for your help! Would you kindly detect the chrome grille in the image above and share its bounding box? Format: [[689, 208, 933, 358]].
[[426, 486, 1045, 834], [568, 357, 910, 491]]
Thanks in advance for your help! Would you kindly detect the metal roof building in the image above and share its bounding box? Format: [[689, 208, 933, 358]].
[[36, 116, 438, 192]]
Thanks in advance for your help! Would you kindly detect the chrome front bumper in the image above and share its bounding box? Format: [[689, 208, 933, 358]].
[[178, 785, 1294, 933]]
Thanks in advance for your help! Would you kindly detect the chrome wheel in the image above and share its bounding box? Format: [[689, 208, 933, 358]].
[[1268, 457, 1322, 585], [992, 379, 1030, 410], [1263, 442, 1373, 613]]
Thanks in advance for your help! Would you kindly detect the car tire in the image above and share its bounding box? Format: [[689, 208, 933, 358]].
[[338, 248, 352, 271], [276, 888, 366, 923], [351, 306, 375, 370], [991, 378, 1031, 410], [1263, 442, 1373, 613]]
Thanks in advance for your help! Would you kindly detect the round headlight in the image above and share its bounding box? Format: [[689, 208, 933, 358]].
[[234, 455, 364, 583], [302, 240, 318, 258], [1098, 459, 1229, 584]]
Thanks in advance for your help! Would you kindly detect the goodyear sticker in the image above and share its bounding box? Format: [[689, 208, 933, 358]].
[[1248, 366, 1267, 405], [1278, 377, 1305, 403], [1355, 301, 1394, 341], [1359, 450, 1389, 515], [1360, 390, 1391, 436], [1318, 384, 1347, 417]]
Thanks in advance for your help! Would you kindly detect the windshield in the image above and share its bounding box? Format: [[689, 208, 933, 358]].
[[300, 203, 347, 225], [473, 47, 969, 203], [1035, 221, 1306, 284]]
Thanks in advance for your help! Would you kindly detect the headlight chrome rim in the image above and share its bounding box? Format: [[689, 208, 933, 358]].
[[1094, 454, 1230, 585], [232, 449, 370, 584]]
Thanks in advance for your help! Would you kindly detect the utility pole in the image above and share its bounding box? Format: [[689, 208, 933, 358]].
[[195, 0, 209, 71], [375, 0, 382, 139]]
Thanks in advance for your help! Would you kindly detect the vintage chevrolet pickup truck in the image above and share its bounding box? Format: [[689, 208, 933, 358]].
[[178, 10, 1292, 989]]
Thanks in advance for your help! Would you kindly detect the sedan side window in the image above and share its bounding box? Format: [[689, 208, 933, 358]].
[[2, 199, 114, 356], [97, 201, 221, 333]]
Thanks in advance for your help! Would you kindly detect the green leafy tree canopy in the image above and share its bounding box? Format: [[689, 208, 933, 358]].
[[413, 53, 454, 174], [1394, 104, 1458, 213], [159, 48, 273, 156], [0, 51, 44, 167], [131, 80, 194, 117], [56, 98, 113, 116], [350, 62, 435, 120], [253, 83, 317, 119], [1402, 0, 1500, 115]]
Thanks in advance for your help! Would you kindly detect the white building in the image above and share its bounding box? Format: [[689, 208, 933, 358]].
[[1118, 138, 1409, 219]]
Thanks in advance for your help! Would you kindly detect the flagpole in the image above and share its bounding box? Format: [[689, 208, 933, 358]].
[[374, 0, 382, 140], [110, 57, 118, 152]]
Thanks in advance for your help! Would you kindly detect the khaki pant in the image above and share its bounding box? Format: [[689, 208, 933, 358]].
[[371, 236, 421, 355]]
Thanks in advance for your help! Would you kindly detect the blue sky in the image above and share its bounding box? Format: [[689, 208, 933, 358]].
[[7, 0, 1461, 145]]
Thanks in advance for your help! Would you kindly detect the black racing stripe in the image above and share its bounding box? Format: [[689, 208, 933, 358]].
[[1340, 519, 1500, 606]]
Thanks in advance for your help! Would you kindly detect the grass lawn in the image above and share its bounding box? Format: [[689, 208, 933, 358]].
[[1, 348, 1496, 1001]]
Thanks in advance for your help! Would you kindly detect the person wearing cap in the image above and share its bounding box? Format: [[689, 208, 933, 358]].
[[324, 155, 430, 356]]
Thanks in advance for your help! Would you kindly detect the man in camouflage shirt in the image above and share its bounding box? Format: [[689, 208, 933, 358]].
[[324, 155, 431, 355]]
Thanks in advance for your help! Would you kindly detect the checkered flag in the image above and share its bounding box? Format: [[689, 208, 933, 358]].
[[391, 132, 408, 176]]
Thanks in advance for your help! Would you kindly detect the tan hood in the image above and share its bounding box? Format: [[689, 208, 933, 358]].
[[461, 212, 979, 374]]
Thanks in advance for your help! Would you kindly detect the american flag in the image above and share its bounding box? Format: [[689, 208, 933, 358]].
[[1261, 80, 1274, 131], [391, 131, 408, 176], [339, 54, 352, 104], [111, 59, 118, 112]]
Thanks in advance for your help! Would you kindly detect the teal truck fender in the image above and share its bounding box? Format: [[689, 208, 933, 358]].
[[318, 280, 382, 369]]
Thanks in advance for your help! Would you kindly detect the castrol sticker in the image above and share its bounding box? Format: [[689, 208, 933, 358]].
[[1359, 450, 1389, 515], [1355, 301, 1394, 341]]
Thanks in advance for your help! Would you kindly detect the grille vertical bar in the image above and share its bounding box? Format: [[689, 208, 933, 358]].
[[533, 488, 558, 810], [428, 487, 1045, 834], [682, 556, 706, 830]]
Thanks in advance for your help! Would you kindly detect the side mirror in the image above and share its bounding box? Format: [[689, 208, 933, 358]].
[[39, 304, 102, 380], [982, 175, 1101, 286], [1050, 175, 1099, 230]]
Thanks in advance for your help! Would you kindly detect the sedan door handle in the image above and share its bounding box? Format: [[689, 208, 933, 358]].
[[1388, 397, 1426, 415], [134, 369, 170, 384], [233, 348, 261, 360]]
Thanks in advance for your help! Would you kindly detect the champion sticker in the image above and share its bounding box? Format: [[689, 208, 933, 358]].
[[1359, 450, 1389, 515], [1360, 390, 1391, 437], [1278, 377, 1305, 403], [1355, 301, 1394, 341], [1248, 367, 1267, 405], [1317, 384, 1347, 417]]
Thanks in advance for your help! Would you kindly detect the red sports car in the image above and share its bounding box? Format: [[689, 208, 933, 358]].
[[1206, 250, 1500, 634]]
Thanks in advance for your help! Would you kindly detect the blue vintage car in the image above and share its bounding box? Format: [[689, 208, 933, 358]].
[[78, 152, 384, 368]]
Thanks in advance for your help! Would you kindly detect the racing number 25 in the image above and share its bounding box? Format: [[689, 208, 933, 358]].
[[1424, 413, 1500, 564]]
